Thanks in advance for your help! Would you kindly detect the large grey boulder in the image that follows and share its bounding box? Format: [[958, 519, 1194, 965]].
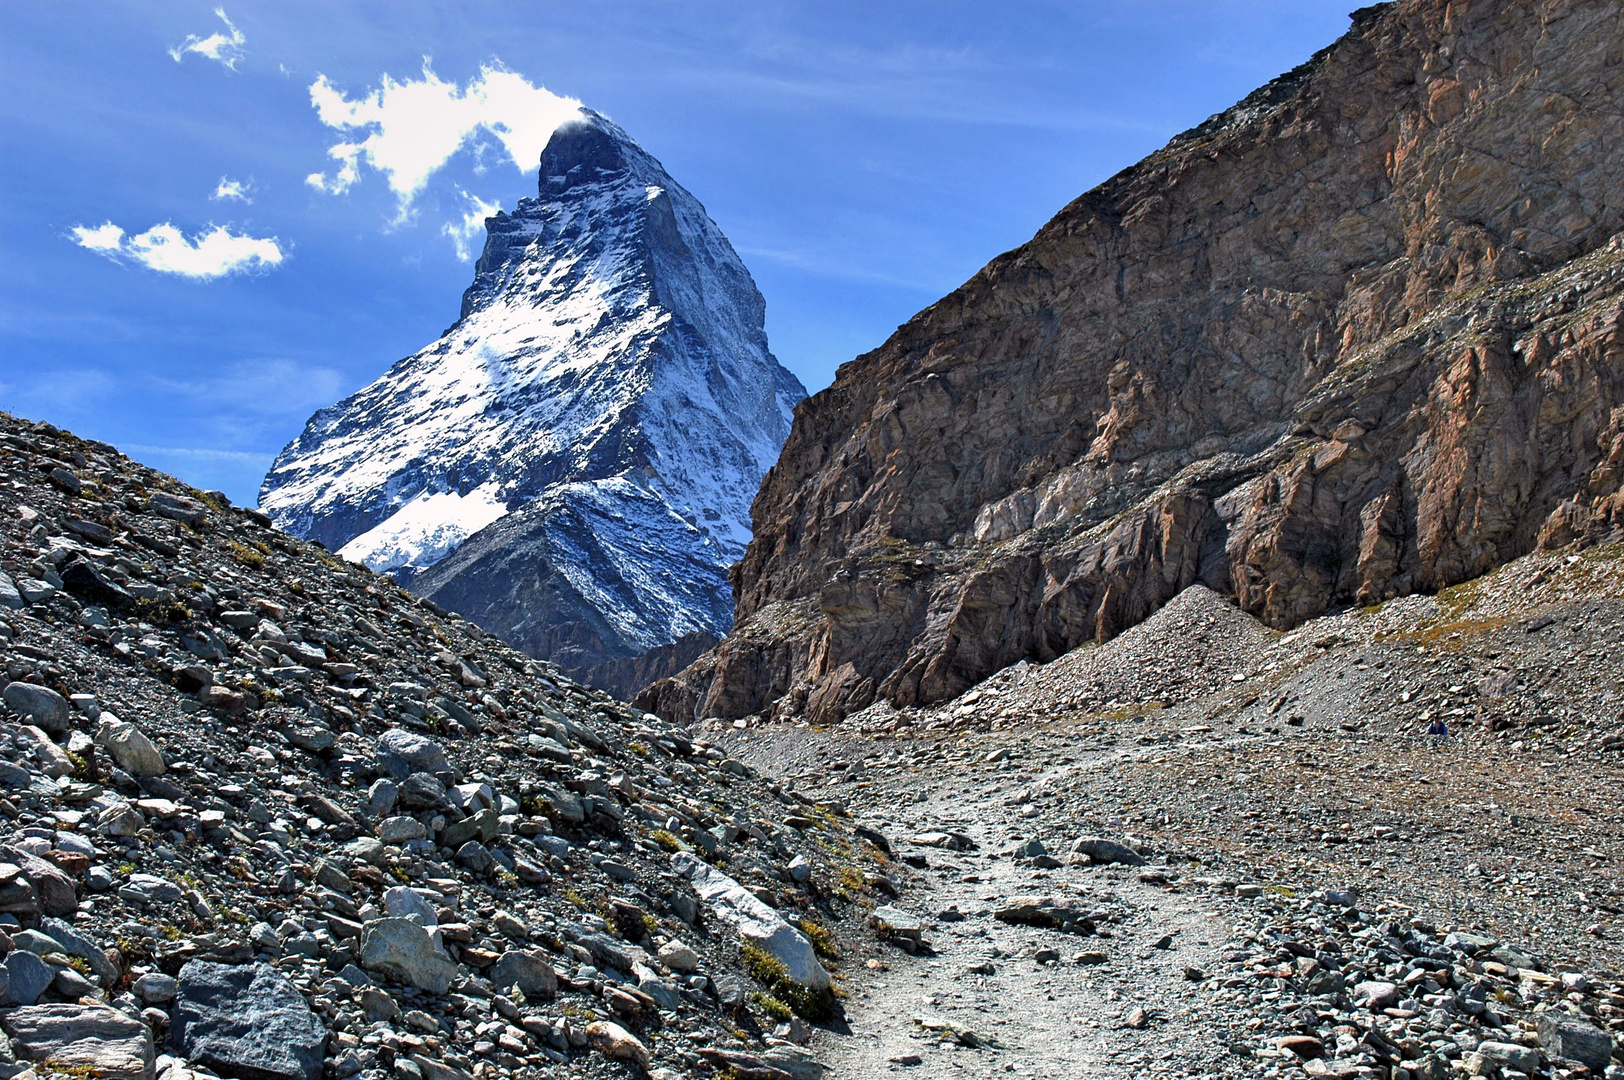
[[0, 847, 76, 916], [671, 852, 828, 990], [149, 491, 207, 525], [3, 949, 53, 1005], [2, 683, 70, 734], [360, 917, 457, 994], [375, 729, 449, 780], [41, 916, 120, 984], [382, 886, 439, 927], [488, 949, 557, 998], [1476, 1041, 1542, 1076], [172, 960, 327, 1080], [1, 1002, 155, 1080], [760, 1044, 830, 1080], [0, 571, 24, 610], [1538, 1013, 1614, 1071], [1069, 836, 1145, 866]]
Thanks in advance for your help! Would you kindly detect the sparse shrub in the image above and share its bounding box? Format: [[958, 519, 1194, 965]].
[[834, 866, 868, 901], [40, 1061, 100, 1080], [649, 829, 685, 853], [137, 597, 193, 625], [798, 918, 838, 960], [741, 942, 832, 1022], [752, 991, 792, 1022], [227, 540, 266, 569]]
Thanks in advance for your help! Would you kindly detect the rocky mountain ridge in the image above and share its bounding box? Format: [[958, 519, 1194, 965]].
[[642, 0, 1624, 726], [261, 111, 805, 692]]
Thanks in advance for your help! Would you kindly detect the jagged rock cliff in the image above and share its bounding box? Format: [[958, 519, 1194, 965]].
[[644, 0, 1624, 724], [261, 111, 805, 687]]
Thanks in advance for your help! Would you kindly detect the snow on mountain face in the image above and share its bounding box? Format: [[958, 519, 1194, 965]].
[[260, 110, 806, 682]]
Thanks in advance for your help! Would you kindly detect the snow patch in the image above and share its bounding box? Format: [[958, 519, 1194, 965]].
[[339, 486, 508, 573]]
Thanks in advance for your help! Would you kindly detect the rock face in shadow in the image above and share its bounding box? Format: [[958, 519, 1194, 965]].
[[643, 0, 1624, 725], [584, 631, 720, 703]]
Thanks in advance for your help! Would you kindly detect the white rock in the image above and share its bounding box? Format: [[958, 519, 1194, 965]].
[[656, 939, 700, 974], [96, 719, 165, 777], [671, 852, 828, 989], [584, 1020, 649, 1067]]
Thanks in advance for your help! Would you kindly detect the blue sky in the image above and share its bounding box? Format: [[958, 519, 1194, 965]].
[[1, 1, 1354, 506]]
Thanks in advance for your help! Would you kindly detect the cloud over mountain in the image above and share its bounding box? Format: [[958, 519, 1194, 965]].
[[304, 61, 583, 213]]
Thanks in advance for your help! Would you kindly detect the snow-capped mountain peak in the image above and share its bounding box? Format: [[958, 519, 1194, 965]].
[[261, 110, 805, 687]]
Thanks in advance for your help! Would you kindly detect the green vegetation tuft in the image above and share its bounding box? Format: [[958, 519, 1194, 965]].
[[798, 918, 839, 960], [227, 540, 266, 569], [752, 991, 793, 1022], [741, 941, 832, 1022]]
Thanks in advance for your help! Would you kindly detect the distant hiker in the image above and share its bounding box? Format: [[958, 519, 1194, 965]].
[[1425, 717, 1449, 747]]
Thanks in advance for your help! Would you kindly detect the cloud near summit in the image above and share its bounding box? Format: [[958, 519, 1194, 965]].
[[305, 61, 583, 211]]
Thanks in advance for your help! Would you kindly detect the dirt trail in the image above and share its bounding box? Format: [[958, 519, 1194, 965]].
[[721, 730, 1260, 1079], [819, 784, 1233, 1078]]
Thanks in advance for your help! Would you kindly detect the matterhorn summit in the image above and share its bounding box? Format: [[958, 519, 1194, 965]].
[[261, 110, 806, 688]]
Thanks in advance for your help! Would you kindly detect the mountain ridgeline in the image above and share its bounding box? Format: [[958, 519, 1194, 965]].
[[642, 0, 1624, 725], [261, 112, 805, 694]]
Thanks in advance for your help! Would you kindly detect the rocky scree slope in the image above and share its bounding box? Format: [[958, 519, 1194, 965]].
[[261, 111, 805, 693], [0, 412, 893, 1080], [644, 0, 1624, 726]]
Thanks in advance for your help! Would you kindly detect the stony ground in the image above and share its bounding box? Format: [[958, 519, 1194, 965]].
[[712, 552, 1624, 1080], [0, 413, 888, 1080]]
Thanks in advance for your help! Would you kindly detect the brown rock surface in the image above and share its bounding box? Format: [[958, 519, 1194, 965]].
[[643, 0, 1624, 725]]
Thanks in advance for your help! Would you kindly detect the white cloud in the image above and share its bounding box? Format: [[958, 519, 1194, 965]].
[[70, 221, 284, 279], [70, 222, 125, 253], [212, 177, 253, 203], [305, 60, 582, 211], [443, 189, 500, 261], [169, 8, 246, 70]]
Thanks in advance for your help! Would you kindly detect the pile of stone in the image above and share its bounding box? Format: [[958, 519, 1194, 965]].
[[1192, 884, 1624, 1080]]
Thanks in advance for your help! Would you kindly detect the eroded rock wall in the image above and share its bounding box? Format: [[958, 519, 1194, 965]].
[[643, 0, 1624, 724]]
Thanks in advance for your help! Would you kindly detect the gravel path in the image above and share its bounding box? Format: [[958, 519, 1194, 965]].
[[817, 752, 1234, 1079]]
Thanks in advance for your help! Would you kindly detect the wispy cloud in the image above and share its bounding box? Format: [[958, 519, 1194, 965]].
[[70, 221, 284, 279], [169, 8, 246, 71], [164, 359, 347, 422], [123, 444, 269, 465], [5, 358, 344, 453], [211, 177, 253, 203], [442, 189, 500, 261], [305, 60, 582, 213]]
